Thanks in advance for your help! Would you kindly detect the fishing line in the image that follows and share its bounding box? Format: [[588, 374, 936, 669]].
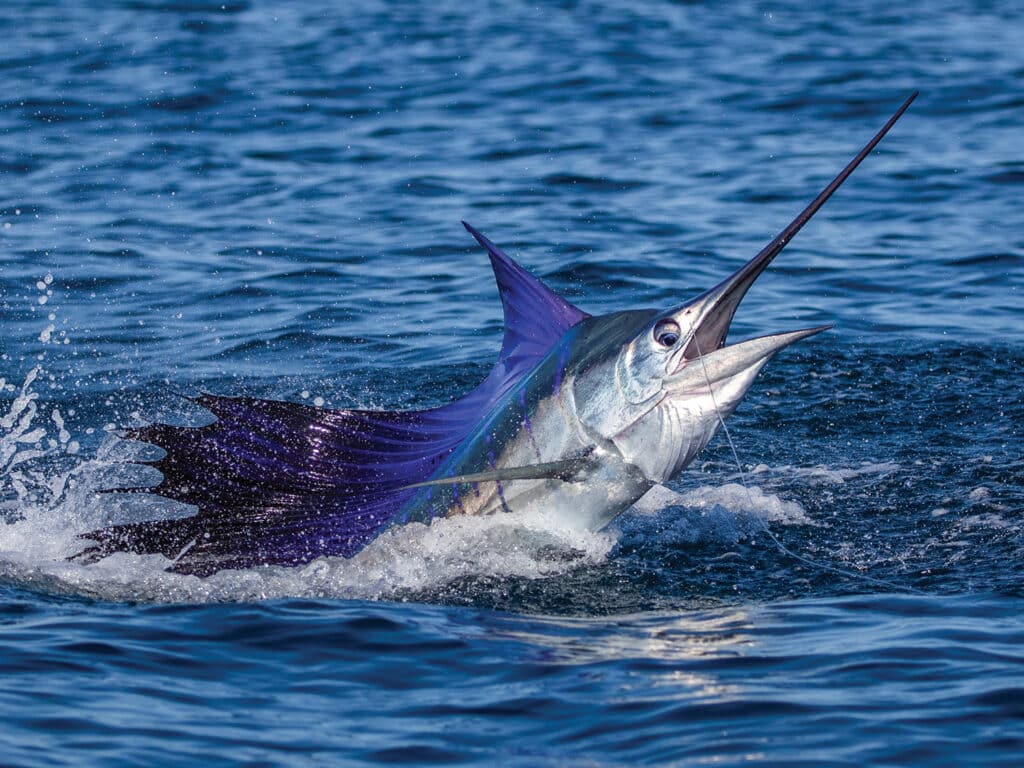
[[691, 335, 918, 594]]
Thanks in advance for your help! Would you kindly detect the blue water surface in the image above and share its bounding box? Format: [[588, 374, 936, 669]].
[[1, 1, 1022, 765]]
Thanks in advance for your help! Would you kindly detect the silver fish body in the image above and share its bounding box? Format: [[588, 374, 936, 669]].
[[399, 93, 918, 534]]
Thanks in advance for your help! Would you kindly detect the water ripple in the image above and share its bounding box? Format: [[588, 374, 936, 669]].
[[2, 0, 1023, 765]]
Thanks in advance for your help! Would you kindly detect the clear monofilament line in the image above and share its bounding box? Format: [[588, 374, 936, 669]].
[[690, 336, 919, 594]]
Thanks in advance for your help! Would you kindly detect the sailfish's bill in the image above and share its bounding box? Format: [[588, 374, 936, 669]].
[[680, 91, 917, 361]]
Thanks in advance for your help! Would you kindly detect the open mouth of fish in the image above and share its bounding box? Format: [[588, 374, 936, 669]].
[[665, 241, 832, 390], [666, 92, 917, 389]]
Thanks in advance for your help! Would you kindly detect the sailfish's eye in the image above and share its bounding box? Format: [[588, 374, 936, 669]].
[[653, 319, 681, 348]]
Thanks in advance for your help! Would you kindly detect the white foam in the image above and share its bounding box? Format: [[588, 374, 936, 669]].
[[633, 482, 811, 525], [1, 504, 617, 604], [956, 513, 1018, 532], [967, 486, 990, 501], [746, 461, 901, 485], [620, 482, 813, 552]]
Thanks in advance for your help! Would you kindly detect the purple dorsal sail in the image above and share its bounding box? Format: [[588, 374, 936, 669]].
[[463, 221, 588, 373], [75, 225, 589, 576], [457, 221, 589, 412]]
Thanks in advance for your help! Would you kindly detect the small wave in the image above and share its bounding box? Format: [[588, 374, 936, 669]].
[[540, 173, 646, 191], [747, 461, 902, 485]]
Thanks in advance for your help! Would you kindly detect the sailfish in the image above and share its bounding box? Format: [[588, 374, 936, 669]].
[[75, 94, 916, 576]]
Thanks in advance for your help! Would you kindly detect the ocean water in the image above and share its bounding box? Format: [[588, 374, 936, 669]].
[[1, 1, 1022, 765]]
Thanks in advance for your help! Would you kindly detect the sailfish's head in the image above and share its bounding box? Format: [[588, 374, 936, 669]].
[[573, 93, 917, 483]]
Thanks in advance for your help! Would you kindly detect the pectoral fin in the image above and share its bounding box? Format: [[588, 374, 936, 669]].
[[404, 449, 596, 489]]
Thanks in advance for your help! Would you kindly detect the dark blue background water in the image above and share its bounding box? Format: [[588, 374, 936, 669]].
[[1, 1, 1022, 765]]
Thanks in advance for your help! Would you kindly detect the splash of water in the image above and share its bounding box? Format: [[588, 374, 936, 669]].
[[0, 280, 819, 604], [0, 360, 624, 601], [0, 361, 812, 604]]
